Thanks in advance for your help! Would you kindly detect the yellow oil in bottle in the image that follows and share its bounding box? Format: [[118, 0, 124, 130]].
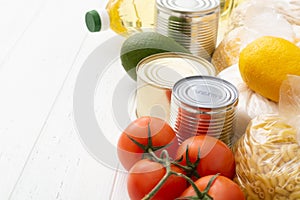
[[220, 0, 234, 20], [218, 0, 245, 43], [220, 0, 246, 20], [106, 0, 156, 36]]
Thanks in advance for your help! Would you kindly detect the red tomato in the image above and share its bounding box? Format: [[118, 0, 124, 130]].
[[180, 175, 245, 200], [165, 89, 172, 103], [127, 159, 187, 200], [117, 116, 178, 170], [176, 135, 235, 179]]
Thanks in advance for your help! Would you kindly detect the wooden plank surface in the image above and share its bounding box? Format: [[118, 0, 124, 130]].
[[0, 0, 130, 199], [8, 32, 120, 199]]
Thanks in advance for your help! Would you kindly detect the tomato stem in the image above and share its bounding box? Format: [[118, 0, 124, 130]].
[[171, 161, 193, 172], [142, 170, 172, 200], [203, 173, 219, 194], [144, 150, 213, 200], [147, 122, 153, 147], [125, 122, 168, 157], [142, 150, 172, 200], [176, 174, 219, 200], [172, 171, 213, 200], [147, 148, 165, 164], [148, 147, 200, 178], [132, 124, 213, 200], [174, 146, 201, 179]]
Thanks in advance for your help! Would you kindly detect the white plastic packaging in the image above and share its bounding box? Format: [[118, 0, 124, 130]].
[[217, 64, 278, 144], [233, 75, 300, 200]]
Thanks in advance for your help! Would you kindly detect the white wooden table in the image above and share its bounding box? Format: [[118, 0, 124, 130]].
[[0, 0, 129, 199]]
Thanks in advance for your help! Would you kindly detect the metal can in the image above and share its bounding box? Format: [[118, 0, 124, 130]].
[[136, 52, 216, 121], [155, 0, 220, 60], [169, 76, 238, 146]]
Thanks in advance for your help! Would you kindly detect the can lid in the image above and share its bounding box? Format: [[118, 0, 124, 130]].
[[137, 53, 216, 89], [156, 0, 219, 14], [173, 76, 238, 109]]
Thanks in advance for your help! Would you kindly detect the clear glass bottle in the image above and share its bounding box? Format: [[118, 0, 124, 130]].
[[220, 0, 235, 20], [85, 0, 155, 37], [218, 0, 246, 43]]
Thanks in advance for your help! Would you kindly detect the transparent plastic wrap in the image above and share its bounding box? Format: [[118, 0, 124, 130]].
[[228, 0, 300, 35], [233, 75, 300, 200], [212, 0, 300, 73], [217, 64, 278, 144]]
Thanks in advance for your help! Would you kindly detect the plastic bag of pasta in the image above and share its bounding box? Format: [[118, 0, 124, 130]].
[[233, 75, 300, 200]]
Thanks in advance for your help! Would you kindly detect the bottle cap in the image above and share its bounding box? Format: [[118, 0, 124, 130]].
[[85, 10, 101, 32]]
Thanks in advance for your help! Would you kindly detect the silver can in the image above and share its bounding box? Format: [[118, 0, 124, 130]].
[[155, 0, 220, 60], [169, 75, 238, 146], [136, 52, 216, 121]]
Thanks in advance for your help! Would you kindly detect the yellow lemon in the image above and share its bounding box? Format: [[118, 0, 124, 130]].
[[239, 36, 300, 102]]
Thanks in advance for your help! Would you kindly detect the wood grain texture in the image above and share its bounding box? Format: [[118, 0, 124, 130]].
[[0, 0, 127, 198]]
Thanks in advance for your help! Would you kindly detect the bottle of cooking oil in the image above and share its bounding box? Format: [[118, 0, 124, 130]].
[[218, 0, 246, 43], [220, 0, 234, 20], [85, 0, 155, 37], [220, 0, 246, 22]]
